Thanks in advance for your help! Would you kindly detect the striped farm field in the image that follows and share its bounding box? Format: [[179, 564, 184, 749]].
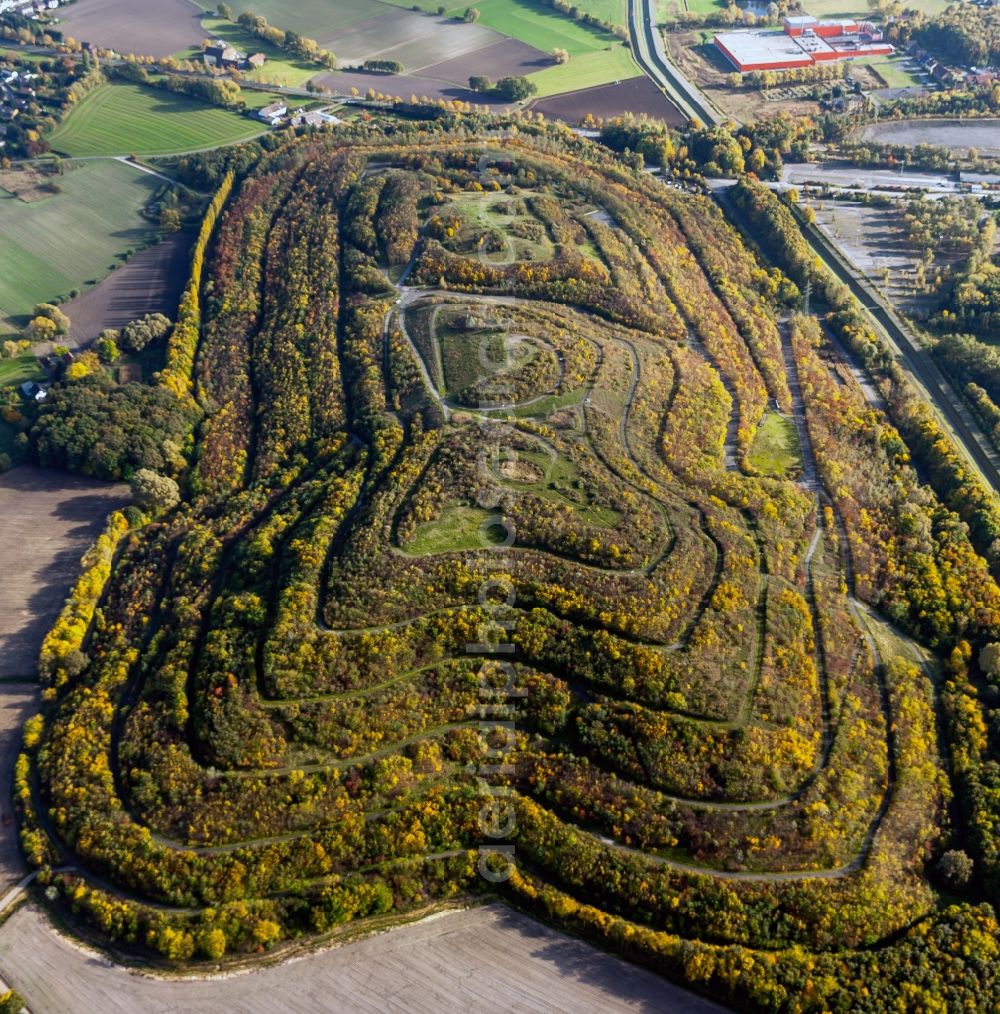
[[0, 160, 161, 332], [48, 83, 265, 158]]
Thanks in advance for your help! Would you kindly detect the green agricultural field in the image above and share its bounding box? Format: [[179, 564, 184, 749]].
[[748, 411, 802, 477], [678, 0, 727, 14], [0, 160, 162, 334], [528, 44, 639, 95], [176, 16, 321, 88], [48, 83, 266, 158], [378, 0, 634, 94], [564, 0, 627, 24], [442, 0, 621, 56], [441, 0, 637, 95]]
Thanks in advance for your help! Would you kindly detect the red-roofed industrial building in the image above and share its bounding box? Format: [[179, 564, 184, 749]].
[[715, 16, 892, 73]]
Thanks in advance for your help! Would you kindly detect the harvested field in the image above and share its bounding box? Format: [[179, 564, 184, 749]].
[[0, 467, 128, 679], [0, 903, 727, 1013], [223, 0, 388, 42], [0, 685, 36, 892], [61, 230, 194, 347], [333, 10, 503, 70], [855, 118, 1000, 156], [56, 0, 206, 58], [314, 69, 511, 107], [418, 37, 551, 86], [532, 74, 685, 125]]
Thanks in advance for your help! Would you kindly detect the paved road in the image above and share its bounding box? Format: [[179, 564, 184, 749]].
[[779, 163, 996, 196], [627, 0, 725, 127]]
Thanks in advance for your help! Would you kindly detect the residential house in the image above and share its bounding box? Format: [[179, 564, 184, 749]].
[[19, 382, 47, 403], [291, 109, 340, 127], [257, 101, 287, 124], [203, 42, 245, 70]]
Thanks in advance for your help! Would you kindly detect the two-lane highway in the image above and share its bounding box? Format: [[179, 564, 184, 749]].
[[628, 0, 726, 127]]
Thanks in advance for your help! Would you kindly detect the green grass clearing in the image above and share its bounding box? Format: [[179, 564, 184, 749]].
[[856, 600, 934, 674], [492, 446, 621, 526], [0, 48, 48, 64], [509, 385, 588, 418], [748, 412, 802, 478], [859, 54, 923, 89], [48, 82, 265, 158], [405, 505, 507, 554], [442, 192, 554, 263], [433, 304, 538, 397], [0, 160, 162, 334]]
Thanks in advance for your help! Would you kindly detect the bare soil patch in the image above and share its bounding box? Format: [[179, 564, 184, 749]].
[[0, 902, 727, 1013], [532, 74, 686, 126], [500, 459, 545, 483], [805, 197, 961, 318], [314, 69, 512, 107], [0, 466, 128, 679], [419, 37, 551, 87], [61, 230, 194, 348], [0, 685, 36, 892], [0, 168, 55, 203], [56, 0, 205, 58]]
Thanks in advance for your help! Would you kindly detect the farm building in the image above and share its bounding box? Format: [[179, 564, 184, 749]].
[[203, 42, 245, 70], [257, 101, 287, 124], [715, 16, 892, 72]]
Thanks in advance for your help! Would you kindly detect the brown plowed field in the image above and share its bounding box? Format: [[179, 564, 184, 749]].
[[56, 0, 206, 58], [0, 467, 128, 679], [532, 75, 685, 126], [62, 230, 193, 348], [420, 38, 551, 86], [0, 903, 728, 1013], [314, 70, 512, 108], [0, 685, 36, 891]]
